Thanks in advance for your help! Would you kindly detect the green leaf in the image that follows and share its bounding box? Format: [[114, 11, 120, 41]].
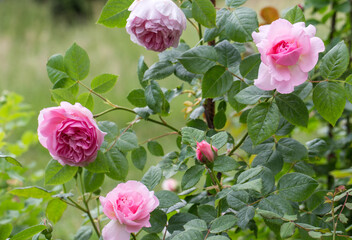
[[247, 102, 280, 145], [168, 213, 198, 233], [85, 151, 109, 173], [226, 190, 249, 210], [235, 85, 272, 104], [181, 165, 204, 190], [77, 92, 94, 111], [141, 166, 162, 190], [74, 226, 92, 240], [225, 0, 247, 7], [226, 7, 258, 42], [138, 56, 149, 88], [214, 110, 227, 129], [202, 66, 233, 98], [251, 150, 283, 175], [210, 215, 237, 233], [116, 132, 138, 152], [98, 121, 118, 144], [293, 82, 313, 100], [178, 46, 218, 74], [45, 159, 78, 185], [232, 179, 262, 193], [198, 205, 217, 223], [127, 89, 147, 107], [97, 0, 134, 28], [306, 190, 328, 211], [145, 80, 164, 113], [275, 93, 308, 127], [237, 206, 255, 229], [10, 225, 46, 240], [313, 81, 345, 126], [228, 81, 248, 111], [172, 230, 203, 240], [207, 237, 231, 240], [105, 146, 129, 180], [283, 6, 305, 23], [181, 127, 205, 146], [257, 195, 294, 223], [239, 53, 261, 80], [344, 74, 352, 103], [141, 234, 160, 240], [144, 209, 167, 233], [46, 54, 69, 84], [211, 131, 228, 149], [0, 224, 12, 240], [83, 170, 105, 192], [155, 190, 181, 208], [215, 40, 241, 69], [91, 73, 118, 93], [147, 141, 164, 156], [131, 146, 147, 170], [280, 222, 296, 239], [46, 198, 67, 224], [213, 156, 239, 172], [184, 219, 208, 232], [143, 61, 175, 81], [320, 41, 349, 80], [50, 88, 76, 104], [9, 186, 52, 199], [192, 0, 216, 28], [276, 138, 307, 162], [278, 172, 319, 201], [237, 166, 275, 195], [64, 43, 90, 80], [0, 154, 22, 167]]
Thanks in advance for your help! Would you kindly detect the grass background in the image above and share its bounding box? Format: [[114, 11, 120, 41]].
[[0, 0, 305, 238]]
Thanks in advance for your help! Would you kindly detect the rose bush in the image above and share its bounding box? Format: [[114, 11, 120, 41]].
[[37, 101, 105, 166], [252, 18, 325, 93]]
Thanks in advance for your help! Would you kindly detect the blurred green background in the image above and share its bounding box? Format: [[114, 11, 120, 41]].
[[0, 0, 302, 238]]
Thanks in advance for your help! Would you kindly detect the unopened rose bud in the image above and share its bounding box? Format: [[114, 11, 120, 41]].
[[126, 0, 187, 52], [162, 178, 178, 192], [196, 140, 218, 163]]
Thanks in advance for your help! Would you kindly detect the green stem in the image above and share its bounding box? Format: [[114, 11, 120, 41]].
[[198, 23, 203, 45], [228, 132, 248, 156], [131, 233, 137, 240], [206, 166, 222, 217], [79, 171, 101, 238]]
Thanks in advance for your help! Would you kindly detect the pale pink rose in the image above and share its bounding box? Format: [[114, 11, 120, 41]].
[[100, 181, 159, 240], [252, 18, 325, 94], [162, 178, 178, 192], [37, 102, 105, 167], [196, 140, 218, 163], [126, 0, 187, 52]]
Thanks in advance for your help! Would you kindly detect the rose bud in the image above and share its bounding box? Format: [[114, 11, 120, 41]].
[[252, 18, 324, 94], [126, 0, 187, 52], [100, 181, 159, 240], [196, 140, 218, 163], [162, 178, 178, 192], [37, 102, 106, 167]]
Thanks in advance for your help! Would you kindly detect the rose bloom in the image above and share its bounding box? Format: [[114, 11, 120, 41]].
[[161, 178, 178, 192], [37, 102, 105, 167], [252, 18, 325, 94], [100, 181, 159, 240], [196, 140, 218, 163], [126, 0, 187, 52]]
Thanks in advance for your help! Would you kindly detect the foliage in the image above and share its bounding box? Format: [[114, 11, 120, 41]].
[[2, 0, 352, 239]]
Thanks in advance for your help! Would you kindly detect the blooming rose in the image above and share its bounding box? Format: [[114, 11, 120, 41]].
[[37, 102, 105, 167], [126, 0, 187, 52], [252, 18, 325, 94], [161, 178, 178, 192], [100, 181, 159, 240], [196, 140, 218, 163]]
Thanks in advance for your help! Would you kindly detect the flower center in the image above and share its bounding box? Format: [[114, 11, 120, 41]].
[[268, 40, 302, 66]]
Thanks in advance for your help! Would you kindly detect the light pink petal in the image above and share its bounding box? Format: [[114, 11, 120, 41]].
[[274, 80, 295, 94], [304, 24, 317, 37], [102, 220, 130, 240], [267, 19, 293, 42], [298, 37, 325, 72], [270, 61, 291, 81], [254, 63, 276, 91], [289, 65, 308, 86]]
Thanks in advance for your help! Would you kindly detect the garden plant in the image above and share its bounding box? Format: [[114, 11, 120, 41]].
[[1, 0, 352, 239]]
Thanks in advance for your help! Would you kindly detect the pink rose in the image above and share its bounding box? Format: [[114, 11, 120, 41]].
[[126, 0, 187, 52], [37, 102, 105, 167], [252, 18, 325, 94], [196, 140, 218, 163], [100, 181, 159, 240], [161, 178, 178, 192]]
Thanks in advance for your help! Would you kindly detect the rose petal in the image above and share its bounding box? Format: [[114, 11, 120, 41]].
[[102, 220, 130, 240]]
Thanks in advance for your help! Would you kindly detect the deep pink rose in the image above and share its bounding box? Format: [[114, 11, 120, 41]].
[[126, 0, 187, 52], [100, 181, 159, 240], [37, 102, 105, 167], [252, 18, 325, 94], [196, 140, 218, 163]]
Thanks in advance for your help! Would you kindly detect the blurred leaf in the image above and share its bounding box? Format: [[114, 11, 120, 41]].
[[91, 73, 118, 93], [10, 186, 51, 199], [127, 89, 147, 107], [10, 225, 46, 240], [97, 0, 134, 28], [172, 230, 203, 240], [45, 159, 78, 185], [0, 224, 12, 240], [74, 226, 92, 240], [64, 43, 90, 80], [226, 0, 247, 7], [192, 0, 216, 28], [147, 141, 164, 156], [50, 88, 76, 104], [0, 154, 22, 167], [46, 198, 67, 224], [214, 110, 227, 129]]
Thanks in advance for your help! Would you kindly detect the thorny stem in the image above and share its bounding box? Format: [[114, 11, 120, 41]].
[[228, 132, 248, 156], [140, 131, 178, 144], [334, 193, 349, 239]]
